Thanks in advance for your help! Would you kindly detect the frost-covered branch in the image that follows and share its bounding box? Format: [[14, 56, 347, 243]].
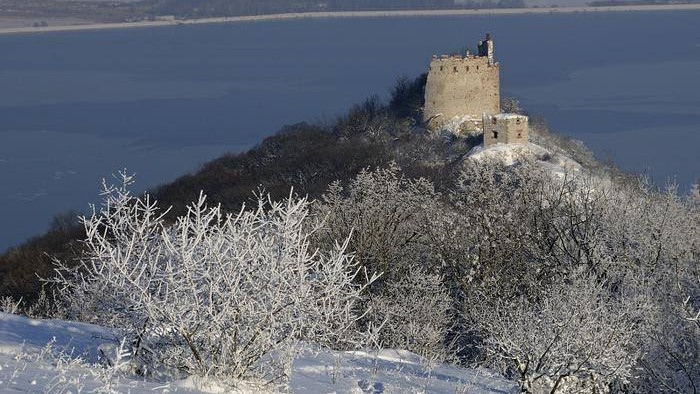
[[50, 174, 377, 385]]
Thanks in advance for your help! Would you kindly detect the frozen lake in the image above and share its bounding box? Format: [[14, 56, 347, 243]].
[[1, 10, 699, 251]]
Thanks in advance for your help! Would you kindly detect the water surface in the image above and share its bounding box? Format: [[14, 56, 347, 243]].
[[1, 11, 698, 251]]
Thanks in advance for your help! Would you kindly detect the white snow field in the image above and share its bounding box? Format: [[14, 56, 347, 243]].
[[0, 312, 516, 393]]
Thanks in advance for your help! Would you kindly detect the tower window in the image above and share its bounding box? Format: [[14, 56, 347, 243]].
[[453, 66, 458, 72], [492, 131, 498, 139]]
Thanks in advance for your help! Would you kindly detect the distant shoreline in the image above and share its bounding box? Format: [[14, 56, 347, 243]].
[[1, 4, 700, 35]]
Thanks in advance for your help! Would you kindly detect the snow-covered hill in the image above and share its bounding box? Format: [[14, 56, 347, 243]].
[[0, 312, 516, 393], [467, 142, 583, 175]]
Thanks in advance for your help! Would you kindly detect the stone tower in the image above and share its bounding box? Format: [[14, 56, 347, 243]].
[[483, 113, 529, 147], [423, 34, 500, 131]]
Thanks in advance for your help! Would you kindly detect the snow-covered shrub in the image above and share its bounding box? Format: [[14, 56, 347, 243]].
[[0, 296, 21, 314], [468, 270, 647, 393], [451, 162, 698, 392], [602, 182, 700, 393], [638, 289, 700, 394], [4, 335, 140, 394], [0, 286, 64, 318], [314, 165, 460, 363], [314, 163, 440, 284], [368, 268, 455, 365], [92, 338, 131, 394], [444, 160, 547, 299], [527, 117, 599, 170], [24, 286, 65, 319], [21, 338, 92, 394], [51, 172, 376, 385]]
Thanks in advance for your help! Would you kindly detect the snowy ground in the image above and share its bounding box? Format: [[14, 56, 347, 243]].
[[467, 142, 582, 175], [0, 312, 516, 393]]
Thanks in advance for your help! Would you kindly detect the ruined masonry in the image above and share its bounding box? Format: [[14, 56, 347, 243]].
[[424, 34, 528, 147], [483, 113, 528, 145]]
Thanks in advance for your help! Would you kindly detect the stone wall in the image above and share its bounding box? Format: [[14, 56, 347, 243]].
[[483, 113, 529, 147], [423, 55, 500, 129]]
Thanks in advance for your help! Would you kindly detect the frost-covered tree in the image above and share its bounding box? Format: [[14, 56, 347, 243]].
[[639, 288, 700, 394], [500, 97, 522, 114], [314, 163, 441, 284], [441, 160, 547, 298], [449, 160, 699, 392], [469, 270, 648, 393], [51, 172, 377, 385], [313, 165, 460, 361], [603, 181, 700, 393], [368, 268, 455, 364]]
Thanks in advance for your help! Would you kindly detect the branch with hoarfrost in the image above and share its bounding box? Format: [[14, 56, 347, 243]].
[[50, 172, 378, 385], [368, 268, 455, 365], [0, 296, 22, 314], [467, 270, 647, 394], [314, 163, 440, 284]]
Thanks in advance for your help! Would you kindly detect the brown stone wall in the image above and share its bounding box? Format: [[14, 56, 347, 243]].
[[483, 114, 529, 147], [424, 55, 500, 128]]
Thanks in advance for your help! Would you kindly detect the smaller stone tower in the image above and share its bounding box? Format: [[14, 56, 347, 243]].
[[483, 114, 529, 147]]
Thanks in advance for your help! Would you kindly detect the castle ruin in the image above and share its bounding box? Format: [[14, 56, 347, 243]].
[[483, 113, 529, 146], [424, 34, 528, 147]]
